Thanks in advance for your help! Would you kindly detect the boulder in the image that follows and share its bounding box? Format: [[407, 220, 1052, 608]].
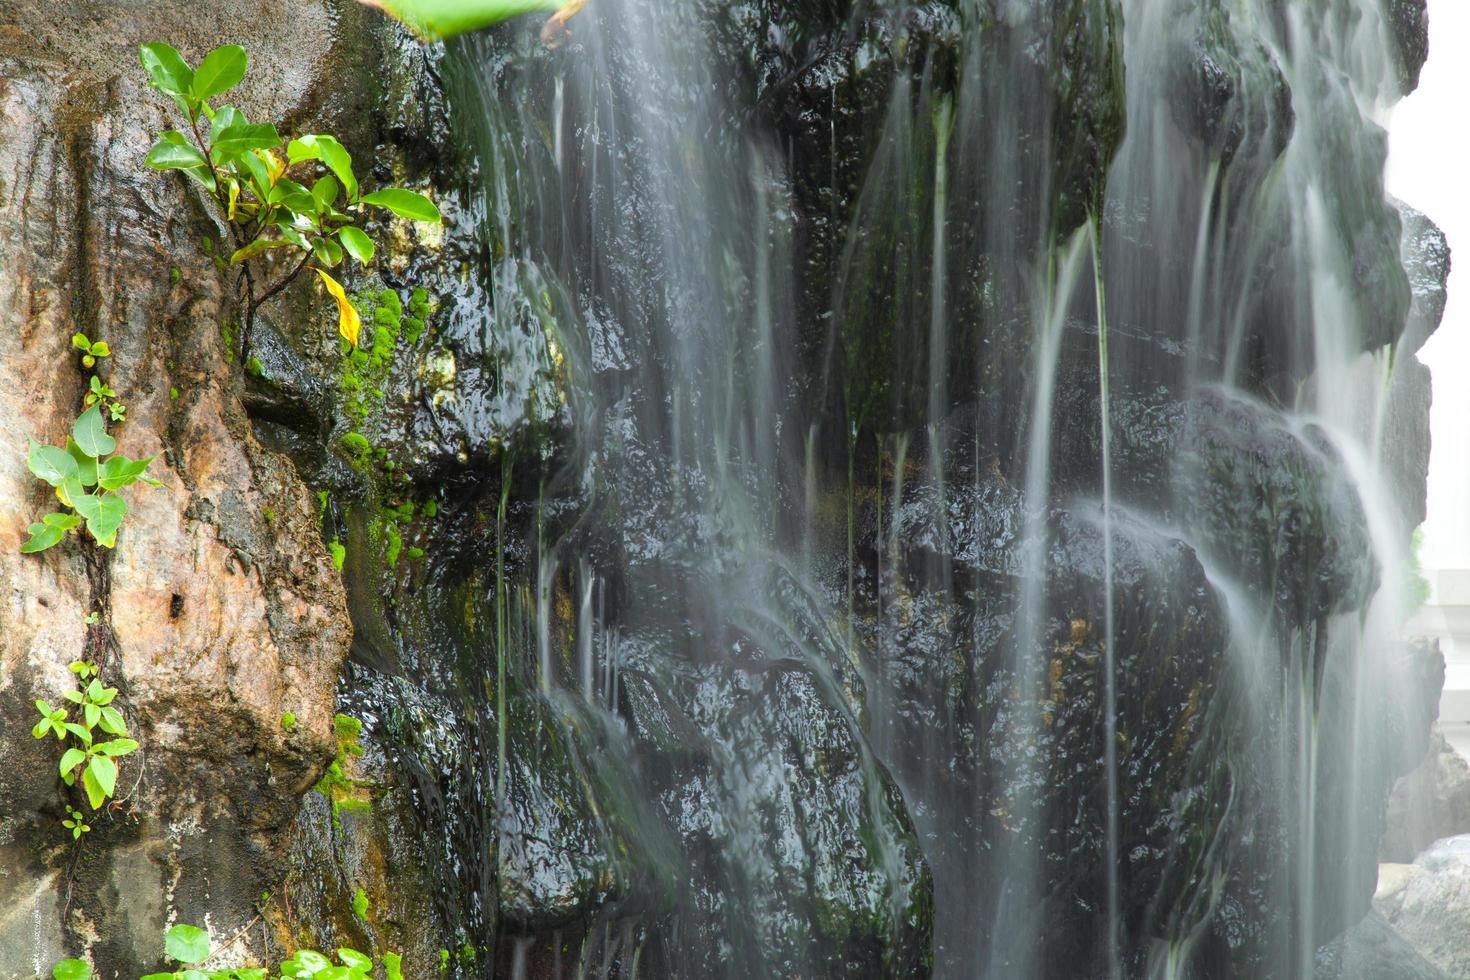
[[1383, 726, 1470, 864], [1376, 839, 1470, 978]]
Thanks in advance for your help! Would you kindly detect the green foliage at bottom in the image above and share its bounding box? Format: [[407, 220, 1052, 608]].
[[54, 922, 403, 979]]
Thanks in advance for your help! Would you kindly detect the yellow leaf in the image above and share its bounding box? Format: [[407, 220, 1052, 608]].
[[262, 148, 285, 186], [227, 179, 240, 221], [316, 269, 361, 347]]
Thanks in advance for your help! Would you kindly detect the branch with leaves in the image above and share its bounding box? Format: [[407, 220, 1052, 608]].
[[23, 337, 157, 555], [139, 42, 443, 361]]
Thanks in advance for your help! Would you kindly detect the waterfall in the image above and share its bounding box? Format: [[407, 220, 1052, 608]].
[[372, 0, 1444, 975]]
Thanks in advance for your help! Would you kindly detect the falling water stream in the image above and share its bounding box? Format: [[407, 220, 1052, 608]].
[[367, 0, 1443, 976]]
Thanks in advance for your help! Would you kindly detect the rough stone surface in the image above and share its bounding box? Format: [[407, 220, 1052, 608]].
[[1383, 725, 1470, 864], [1376, 840, 1470, 979], [1316, 909, 1448, 980], [0, 2, 367, 972]]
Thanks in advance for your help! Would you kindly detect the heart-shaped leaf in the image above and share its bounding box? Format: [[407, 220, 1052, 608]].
[[164, 923, 212, 965], [98, 455, 153, 492], [72, 406, 115, 458], [28, 441, 79, 486], [51, 958, 91, 980]]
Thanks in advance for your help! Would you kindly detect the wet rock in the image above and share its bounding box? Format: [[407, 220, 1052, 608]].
[[1376, 838, 1470, 978], [1173, 391, 1379, 624], [1315, 909, 1448, 980], [1170, 1, 1294, 166], [1385, 0, 1430, 95], [1397, 201, 1452, 356], [619, 630, 933, 978], [1383, 725, 1470, 864], [864, 489, 1233, 975]]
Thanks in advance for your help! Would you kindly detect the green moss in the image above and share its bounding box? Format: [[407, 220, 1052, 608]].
[[314, 713, 368, 828], [384, 523, 402, 569], [329, 538, 346, 570], [340, 431, 373, 457], [352, 886, 370, 920], [280, 711, 297, 730]]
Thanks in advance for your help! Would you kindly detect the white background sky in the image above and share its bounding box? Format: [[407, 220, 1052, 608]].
[[1388, 0, 1470, 573]]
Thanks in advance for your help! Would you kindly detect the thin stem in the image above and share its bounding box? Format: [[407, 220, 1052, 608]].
[[242, 252, 312, 364]]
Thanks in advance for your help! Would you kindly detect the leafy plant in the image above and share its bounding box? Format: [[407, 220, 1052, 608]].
[[56, 922, 405, 980], [22, 338, 156, 554], [139, 42, 442, 361], [359, 0, 584, 43], [32, 659, 139, 814]]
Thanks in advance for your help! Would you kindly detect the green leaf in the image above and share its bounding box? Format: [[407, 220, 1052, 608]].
[[42, 512, 81, 531], [312, 236, 344, 268], [87, 754, 117, 799], [71, 333, 91, 352], [98, 455, 154, 492], [275, 221, 311, 251], [164, 923, 211, 965], [140, 975, 176, 980], [63, 722, 92, 744], [362, 0, 564, 40], [191, 45, 247, 100], [86, 495, 127, 549], [359, 188, 441, 223], [80, 763, 105, 809], [337, 226, 375, 265], [383, 952, 403, 980], [83, 702, 100, 729], [212, 122, 282, 163], [29, 441, 79, 486], [294, 951, 333, 973], [238, 150, 272, 197], [95, 738, 138, 758], [98, 705, 127, 736], [278, 191, 323, 219], [337, 949, 372, 969], [52, 958, 91, 980], [72, 406, 115, 458], [287, 135, 357, 200], [58, 747, 86, 778], [312, 175, 341, 211], [67, 438, 99, 487], [146, 131, 207, 171], [59, 475, 86, 510], [89, 341, 110, 357], [21, 523, 64, 554], [209, 105, 246, 144], [139, 43, 194, 99], [230, 238, 294, 265]]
